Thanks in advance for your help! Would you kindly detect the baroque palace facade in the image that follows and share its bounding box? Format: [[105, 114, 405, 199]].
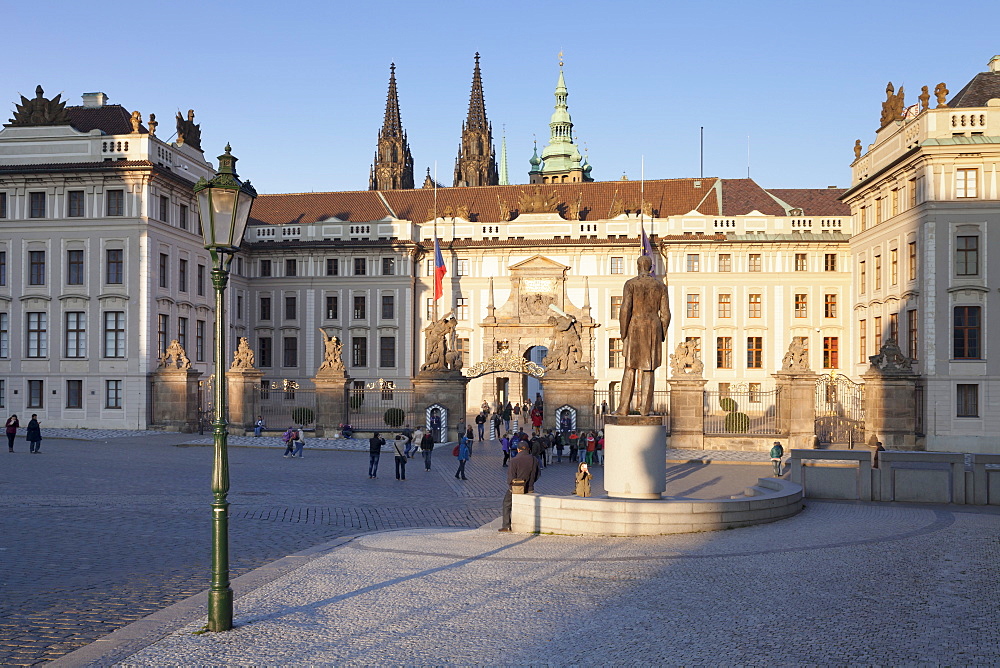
[[1, 55, 998, 452]]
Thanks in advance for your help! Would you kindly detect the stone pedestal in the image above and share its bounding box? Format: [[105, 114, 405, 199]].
[[604, 415, 667, 499], [412, 371, 468, 443], [543, 372, 596, 431], [226, 368, 264, 434], [862, 371, 921, 450], [667, 378, 707, 449], [314, 371, 351, 437], [150, 368, 202, 432], [773, 371, 820, 449]]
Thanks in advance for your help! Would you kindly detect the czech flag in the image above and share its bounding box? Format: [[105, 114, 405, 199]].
[[641, 225, 656, 276], [433, 236, 447, 300]]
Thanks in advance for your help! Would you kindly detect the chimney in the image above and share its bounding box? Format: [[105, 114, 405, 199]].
[[989, 55, 1000, 74], [81, 92, 109, 107]]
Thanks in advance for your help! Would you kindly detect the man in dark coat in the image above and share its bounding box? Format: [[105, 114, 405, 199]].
[[614, 255, 671, 416], [368, 432, 385, 479], [499, 443, 540, 532]]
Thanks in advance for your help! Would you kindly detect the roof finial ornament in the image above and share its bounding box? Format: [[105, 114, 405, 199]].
[[558, 50, 564, 68]]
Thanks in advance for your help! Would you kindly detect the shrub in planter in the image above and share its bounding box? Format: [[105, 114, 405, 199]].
[[291, 407, 315, 425], [383, 407, 405, 428]]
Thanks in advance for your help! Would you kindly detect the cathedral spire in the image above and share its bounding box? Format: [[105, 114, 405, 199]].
[[453, 52, 498, 187], [370, 63, 414, 190]]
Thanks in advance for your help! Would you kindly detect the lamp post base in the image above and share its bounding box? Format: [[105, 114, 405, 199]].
[[207, 588, 234, 632]]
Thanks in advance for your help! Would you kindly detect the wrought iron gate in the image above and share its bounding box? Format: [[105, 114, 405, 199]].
[[815, 375, 865, 447]]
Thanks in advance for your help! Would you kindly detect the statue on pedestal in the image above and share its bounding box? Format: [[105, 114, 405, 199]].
[[780, 338, 810, 372], [318, 329, 345, 372], [545, 304, 587, 372], [669, 339, 703, 377], [159, 339, 191, 370], [868, 337, 913, 373], [613, 256, 670, 416], [230, 337, 256, 370], [421, 313, 459, 372]]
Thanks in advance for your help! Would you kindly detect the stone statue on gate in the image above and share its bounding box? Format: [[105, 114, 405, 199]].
[[317, 329, 345, 372], [780, 338, 810, 372], [230, 337, 256, 370], [159, 339, 191, 370], [613, 256, 671, 416], [867, 337, 913, 374], [545, 304, 587, 373], [421, 313, 459, 372], [669, 339, 703, 377]]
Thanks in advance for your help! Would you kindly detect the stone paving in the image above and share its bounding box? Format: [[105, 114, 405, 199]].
[[113, 501, 1000, 666]]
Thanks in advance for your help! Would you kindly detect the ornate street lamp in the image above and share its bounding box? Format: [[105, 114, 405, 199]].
[[193, 144, 257, 632]]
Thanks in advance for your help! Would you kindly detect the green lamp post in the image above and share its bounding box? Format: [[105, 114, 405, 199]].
[[193, 144, 257, 632]]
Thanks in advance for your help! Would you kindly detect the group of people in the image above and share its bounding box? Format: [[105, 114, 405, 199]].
[[6, 414, 43, 453], [366, 426, 437, 480], [477, 395, 546, 437], [498, 428, 604, 468]]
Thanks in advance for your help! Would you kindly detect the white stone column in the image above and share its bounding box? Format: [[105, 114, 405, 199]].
[[604, 415, 667, 499]]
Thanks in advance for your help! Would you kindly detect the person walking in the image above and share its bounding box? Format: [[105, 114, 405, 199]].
[[499, 442, 540, 533], [568, 430, 579, 463], [420, 429, 434, 471], [5, 414, 19, 452], [393, 437, 407, 481], [585, 431, 597, 465], [291, 426, 306, 458], [254, 415, 265, 437], [475, 412, 486, 441], [595, 431, 605, 466], [500, 432, 512, 467], [770, 441, 784, 477], [409, 427, 423, 459], [501, 402, 512, 433], [26, 414, 42, 454], [368, 432, 385, 478], [575, 462, 592, 497], [456, 433, 471, 480], [281, 426, 296, 458]]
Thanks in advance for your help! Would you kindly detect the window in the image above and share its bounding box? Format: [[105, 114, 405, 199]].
[[353, 258, 367, 276], [718, 294, 732, 318], [457, 337, 470, 367], [794, 253, 807, 271], [0, 313, 7, 358], [326, 295, 338, 319], [326, 258, 339, 276], [159, 195, 169, 221], [609, 338, 624, 368], [686, 294, 700, 318], [426, 259, 435, 276], [66, 380, 82, 409], [379, 336, 396, 367], [686, 254, 700, 272], [954, 306, 981, 359], [890, 249, 898, 285], [956, 168, 978, 198], [27, 312, 47, 357], [178, 317, 188, 351], [0, 251, 5, 286], [104, 311, 125, 358], [65, 312, 86, 358], [258, 336, 272, 367], [874, 255, 882, 290], [159, 253, 169, 288], [859, 261, 866, 294], [824, 253, 837, 271], [353, 295, 366, 319], [285, 295, 297, 320], [718, 254, 731, 272], [179, 204, 188, 231], [456, 258, 469, 276], [0, 192, 6, 218], [105, 380, 123, 409], [0, 379, 4, 408], [716, 337, 733, 369], [285, 258, 297, 277], [956, 236, 979, 276], [748, 294, 762, 318], [453, 296, 468, 320], [859, 319, 867, 363], [610, 257, 624, 274], [747, 336, 762, 368], [106, 189, 124, 216], [875, 197, 882, 224], [29, 250, 45, 285], [426, 298, 435, 320], [351, 336, 367, 367], [260, 259, 272, 277], [874, 316, 882, 353], [67, 249, 84, 285], [957, 384, 979, 417], [382, 294, 395, 319], [283, 336, 298, 367], [889, 312, 898, 342], [891, 188, 899, 217], [157, 314, 169, 355], [195, 320, 205, 361], [611, 296, 623, 320], [258, 296, 271, 320], [907, 309, 918, 360], [824, 294, 837, 318], [794, 294, 807, 318], [178, 259, 188, 292], [29, 192, 46, 218], [236, 295, 243, 320], [823, 337, 839, 369], [197, 264, 205, 296], [748, 254, 762, 272], [68, 191, 85, 217], [28, 380, 43, 408], [908, 242, 917, 281]]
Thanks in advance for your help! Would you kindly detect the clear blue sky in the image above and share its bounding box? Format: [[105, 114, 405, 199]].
[[4, 1, 998, 194]]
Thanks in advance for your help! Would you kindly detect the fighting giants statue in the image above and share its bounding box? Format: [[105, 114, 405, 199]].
[[421, 313, 460, 372], [613, 256, 671, 416]]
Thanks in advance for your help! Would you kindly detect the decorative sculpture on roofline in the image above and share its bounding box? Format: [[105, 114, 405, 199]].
[[175, 109, 202, 151], [7, 86, 70, 126], [934, 83, 949, 108], [317, 329, 345, 373], [517, 186, 560, 214], [879, 82, 906, 128], [147, 113, 158, 136], [159, 339, 192, 370], [230, 337, 256, 370]]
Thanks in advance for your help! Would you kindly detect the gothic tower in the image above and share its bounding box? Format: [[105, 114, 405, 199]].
[[530, 59, 592, 184], [370, 63, 414, 190], [453, 53, 499, 187]]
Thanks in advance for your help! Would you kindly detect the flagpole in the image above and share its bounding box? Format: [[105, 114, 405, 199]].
[[433, 161, 438, 322]]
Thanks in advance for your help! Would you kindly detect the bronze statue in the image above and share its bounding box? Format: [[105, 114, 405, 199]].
[[317, 329, 345, 372], [934, 83, 949, 108], [613, 256, 671, 416]]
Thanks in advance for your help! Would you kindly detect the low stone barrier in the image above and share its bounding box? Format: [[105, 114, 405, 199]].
[[510, 477, 803, 536]]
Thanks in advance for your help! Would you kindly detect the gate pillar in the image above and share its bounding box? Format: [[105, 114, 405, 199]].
[[773, 371, 820, 449], [150, 367, 202, 432], [413, 370, 468, 443], [862, 339, 921, 450], [543, 373, 596, 431], [314, 370, 351, 437], [667, 378, 707, 449], [226, 368, 265, 434]]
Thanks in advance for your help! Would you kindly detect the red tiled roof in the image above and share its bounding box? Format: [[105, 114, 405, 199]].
[[251, 178, 721, 225], [66, 105, 146, 135], [719, 179, 786, 216], [766, 188, 850, 216]]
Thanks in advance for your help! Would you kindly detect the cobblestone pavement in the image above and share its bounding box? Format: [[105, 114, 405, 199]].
[[0, 432, 768, 666], [118, 502, 1000, 666]]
